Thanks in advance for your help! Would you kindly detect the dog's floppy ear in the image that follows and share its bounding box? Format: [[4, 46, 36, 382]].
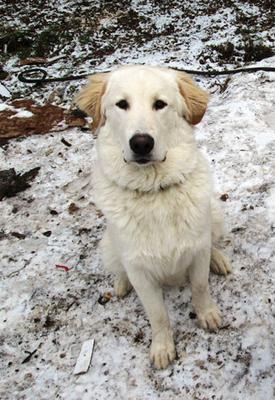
[[176, 71, 209, 125], [75, 73, 109, 131]]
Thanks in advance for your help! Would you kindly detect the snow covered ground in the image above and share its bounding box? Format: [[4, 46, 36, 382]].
[[0, 1, 274, 399]]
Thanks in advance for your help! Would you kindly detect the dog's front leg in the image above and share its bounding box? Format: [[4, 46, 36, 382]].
[[189, 248, 222, 330], [127, 267, 176, 369]]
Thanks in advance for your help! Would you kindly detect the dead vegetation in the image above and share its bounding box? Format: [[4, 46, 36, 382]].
[[0, 100, 87, 140]]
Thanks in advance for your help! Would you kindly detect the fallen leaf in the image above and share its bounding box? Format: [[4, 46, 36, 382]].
[[68, 202, 80, 214], [98, 292, 112, 305]]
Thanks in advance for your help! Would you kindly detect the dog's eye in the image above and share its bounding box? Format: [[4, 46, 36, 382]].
[[116, 99, 129, 110], [153, 100, 167, 110]]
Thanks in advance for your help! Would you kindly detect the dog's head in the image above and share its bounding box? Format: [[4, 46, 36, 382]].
[[75, 66, 209, 166]]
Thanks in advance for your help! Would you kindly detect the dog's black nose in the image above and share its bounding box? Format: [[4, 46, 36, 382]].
[[129, 134, 154, 156]]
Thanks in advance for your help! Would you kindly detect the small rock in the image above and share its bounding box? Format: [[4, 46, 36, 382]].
[[42, 231, 52, 237], [220, 193, 229, 202]]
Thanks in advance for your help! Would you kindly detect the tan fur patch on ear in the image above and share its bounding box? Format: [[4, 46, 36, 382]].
[[176, 72, 209, 125], [74, 73, 109, 131]]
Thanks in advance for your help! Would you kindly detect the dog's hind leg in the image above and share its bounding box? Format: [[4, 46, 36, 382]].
[[210, 247, 231, 276], [210, 198, 232, 276]]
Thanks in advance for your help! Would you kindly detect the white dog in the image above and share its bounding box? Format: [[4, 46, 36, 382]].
[[75, 65, 231, 369]]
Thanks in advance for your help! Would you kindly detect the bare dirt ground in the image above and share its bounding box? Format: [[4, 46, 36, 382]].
[[0, 1, 274, 399]]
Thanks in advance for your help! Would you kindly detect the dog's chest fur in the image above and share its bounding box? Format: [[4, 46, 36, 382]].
[[94, 166, 212, 263]]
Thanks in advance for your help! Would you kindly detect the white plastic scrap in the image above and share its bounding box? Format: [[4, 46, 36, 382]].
[[73, 339, 95, 375]]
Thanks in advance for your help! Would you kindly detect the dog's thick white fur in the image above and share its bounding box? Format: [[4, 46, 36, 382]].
[[75, 65, 231, 369]]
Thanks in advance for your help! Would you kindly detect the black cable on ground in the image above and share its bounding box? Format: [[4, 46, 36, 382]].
[[17, 65, 275, 84]]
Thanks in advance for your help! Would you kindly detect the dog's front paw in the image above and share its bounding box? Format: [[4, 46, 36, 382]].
[[150, 330, 176, 369], [197, 304, 222, 331]]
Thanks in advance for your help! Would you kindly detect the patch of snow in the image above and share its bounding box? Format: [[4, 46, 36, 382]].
[[0, 103, 13, 112], [10, 109, 34, 118], [265, 187, 275, 226], [0, 84, 11, 98]]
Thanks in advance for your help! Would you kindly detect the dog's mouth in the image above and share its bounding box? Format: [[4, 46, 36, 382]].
[[124, 155, 166, 165], [135, 157, 151, 165]]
